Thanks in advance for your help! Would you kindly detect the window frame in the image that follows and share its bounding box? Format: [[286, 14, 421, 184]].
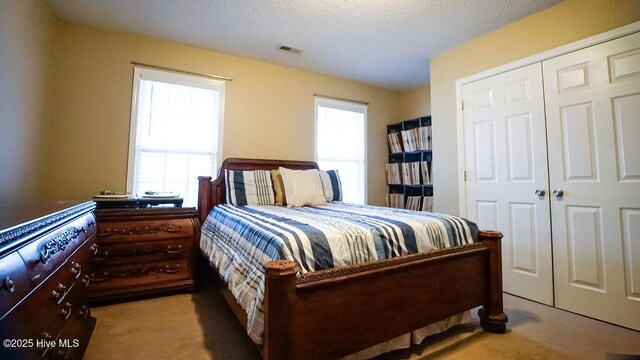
[[314, 96, 368, 204], [126, 66, 225, 197]]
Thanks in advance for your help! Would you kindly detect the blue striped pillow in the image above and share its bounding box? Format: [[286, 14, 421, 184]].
[[319, 170, 342, 202], [226, 170, 275, 205]]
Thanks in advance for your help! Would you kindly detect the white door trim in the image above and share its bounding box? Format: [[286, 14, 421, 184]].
[[456, 21, 640, 217]]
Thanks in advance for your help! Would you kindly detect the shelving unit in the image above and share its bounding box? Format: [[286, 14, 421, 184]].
[[385, 116, 433, 211]]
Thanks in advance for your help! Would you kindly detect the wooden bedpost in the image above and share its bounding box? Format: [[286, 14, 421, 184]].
[[478, 230, 508, 333], [197, 176, 212, 224], [264, 260, 299, 360]]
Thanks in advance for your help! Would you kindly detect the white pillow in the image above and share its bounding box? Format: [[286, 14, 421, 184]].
[[279, 167, 327, 207]]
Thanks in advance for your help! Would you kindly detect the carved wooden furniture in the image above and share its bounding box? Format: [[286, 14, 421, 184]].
[[89, 207, 200, 303], [198, 158, 508, 360], [0, 201, 97, 360]]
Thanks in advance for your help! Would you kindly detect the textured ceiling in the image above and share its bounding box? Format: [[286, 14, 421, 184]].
[[46, 0, 561, 90]]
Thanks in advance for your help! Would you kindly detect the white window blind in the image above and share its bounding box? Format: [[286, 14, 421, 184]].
[[127, 67, 225, 207], [315, 97, 367, 204]]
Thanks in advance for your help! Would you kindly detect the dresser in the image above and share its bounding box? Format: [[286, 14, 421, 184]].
[[0, 201, 97, 360], [89, 207, 200, 303]]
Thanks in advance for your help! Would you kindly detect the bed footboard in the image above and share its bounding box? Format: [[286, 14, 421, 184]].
[[263, 231, 507, 360]]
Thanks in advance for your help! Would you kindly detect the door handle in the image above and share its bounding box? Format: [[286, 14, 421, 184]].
[[534, 189, 546, 197], [552, 189, 564, 198]]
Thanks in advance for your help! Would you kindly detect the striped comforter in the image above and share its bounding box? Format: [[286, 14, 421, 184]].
[[200, 202, 479, 344]]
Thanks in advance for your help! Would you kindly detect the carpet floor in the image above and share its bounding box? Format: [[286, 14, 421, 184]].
[[84, 284, 640, 360]]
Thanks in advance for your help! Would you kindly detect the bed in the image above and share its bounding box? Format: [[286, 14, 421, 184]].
[[198, 158, 507, 360]]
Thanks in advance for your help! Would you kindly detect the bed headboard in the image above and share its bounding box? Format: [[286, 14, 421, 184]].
[[197, 158, 319, 223]]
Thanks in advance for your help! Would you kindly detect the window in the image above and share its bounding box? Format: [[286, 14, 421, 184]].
[[127, 67, 225, 207], [315, 97, 367, 204]]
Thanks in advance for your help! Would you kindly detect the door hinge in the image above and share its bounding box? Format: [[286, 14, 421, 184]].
[[463, 171, 467, 182], [461, 101, 464, 111]]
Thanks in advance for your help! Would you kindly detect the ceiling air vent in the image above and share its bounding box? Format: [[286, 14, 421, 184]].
[[278, 44, 303, 54]]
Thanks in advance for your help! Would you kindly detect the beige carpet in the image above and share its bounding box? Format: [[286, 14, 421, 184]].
[[85, 284, 640, 360]]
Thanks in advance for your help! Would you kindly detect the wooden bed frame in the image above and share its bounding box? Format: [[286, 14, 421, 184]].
[[198, 158, 507, 360]]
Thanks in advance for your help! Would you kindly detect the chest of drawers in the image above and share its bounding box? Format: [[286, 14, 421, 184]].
[[0, 201, 97, 360], [89, 207, 200, 303]]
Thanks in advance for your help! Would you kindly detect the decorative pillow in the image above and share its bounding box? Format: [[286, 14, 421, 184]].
[[270, 169, 287, 206], [279, 167, 326, 207], [319, 170, 343, 201], [226, 169, 275, 205]]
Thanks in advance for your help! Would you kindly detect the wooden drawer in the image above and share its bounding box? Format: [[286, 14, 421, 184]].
[[96, 218, 194, 244], [89, 258, 191, 293], [0, 284, 70, 359], [52, 312, 94, 360], [17, 250, 90, 337], [0, 236, 96, 345], [48, 235, 95, 308], [0, 312, 75, 360], [92, 237, 192, 266], [18, 214, 96, 287], [0, 252, 31, 317]]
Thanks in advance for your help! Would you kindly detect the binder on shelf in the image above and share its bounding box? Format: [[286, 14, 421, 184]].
[[420, 161, 431, 185], [386, 122, 404, 154], [406, 196, 421, 211], [421, 196, 434, 212], [387, 132, 403, 154], [386, 193, 405, 209], [419, 116, 432, 151], [385, 163, 402, 185]]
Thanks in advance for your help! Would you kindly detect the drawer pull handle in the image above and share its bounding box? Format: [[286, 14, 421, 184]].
[[60, 302, 72, 320], [165, 264, 180, 273], [39, 249, 51, 264], [166, 245, 183, 254], [70, 262, 82, 279], [53, 283, 67, 304], [90, 243, 99, 255], [93, 250, 109, 261], [2, 277, 15, 293], [55, 347, 70, 359], [38, 332, 53, 354], [79, 305, 90, 319], [90, 272, 107, 282], [82, 274, 91, 287]]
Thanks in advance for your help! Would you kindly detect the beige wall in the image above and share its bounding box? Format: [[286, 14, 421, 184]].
[[44, 22, 401, 206], [397, 85, 430, 121], [430, 0, 640, 216], [0, 0, 57, 202]]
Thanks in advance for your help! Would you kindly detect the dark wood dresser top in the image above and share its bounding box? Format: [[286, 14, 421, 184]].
[[0, 201, 95, 254]]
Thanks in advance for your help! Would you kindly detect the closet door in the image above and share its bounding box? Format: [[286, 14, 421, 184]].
[[463, 63, 553, 305], [543, 32, 640, 330]]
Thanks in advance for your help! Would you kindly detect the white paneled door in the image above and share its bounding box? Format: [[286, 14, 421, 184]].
[[463, 63, 554, 305], [543, 32, 640, 330]]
